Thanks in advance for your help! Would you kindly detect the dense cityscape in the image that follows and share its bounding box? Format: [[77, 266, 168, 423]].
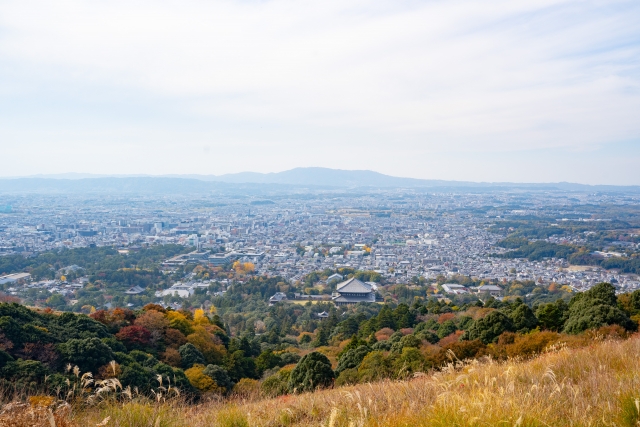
[[1, 185, 639, 312]]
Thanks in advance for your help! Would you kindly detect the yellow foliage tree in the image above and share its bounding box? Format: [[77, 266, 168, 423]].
[[184, 364, 220, 392], [166, 311, 194, 336], [194, 308, 210, 325], [187, 325, 226, 364]]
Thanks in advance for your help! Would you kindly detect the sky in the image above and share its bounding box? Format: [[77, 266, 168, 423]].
[[0, 0, 639, 185]]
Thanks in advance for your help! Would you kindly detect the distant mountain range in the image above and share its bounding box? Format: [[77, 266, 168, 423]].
[[1, 168, 639, 193]]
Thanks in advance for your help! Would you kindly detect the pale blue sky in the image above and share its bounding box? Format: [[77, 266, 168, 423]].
[[1, 0, 639, 184]]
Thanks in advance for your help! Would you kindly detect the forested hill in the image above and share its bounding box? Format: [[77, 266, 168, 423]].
[[2, 283, 640, 399]]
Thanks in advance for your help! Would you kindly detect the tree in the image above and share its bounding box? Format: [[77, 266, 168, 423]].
[[261, 367, 292, 397], [510, 303, 538, 333], [393, 347, 428, 378], [536, 300, 568, 331], [335, 345, 369, 375], [184, 364, 218, 392], [564, 283, 636, 334], [256, 350, 281, 373], [115, 325, 151, 350], [57, 337, 114, 373], [357, 351, 391, 383], [437, 320, 457, 339], [186, 326, 226, 365], [288, 352, 334, 393], [464, 311, 514, 344], [203, 364, 234, 394], [178, 343, 205, 369]]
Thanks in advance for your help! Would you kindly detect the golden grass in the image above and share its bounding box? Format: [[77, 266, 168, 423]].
[[6, 335, 640, 426]]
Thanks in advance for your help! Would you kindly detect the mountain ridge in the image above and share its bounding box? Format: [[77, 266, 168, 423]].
[[2, 167, 639, 192]]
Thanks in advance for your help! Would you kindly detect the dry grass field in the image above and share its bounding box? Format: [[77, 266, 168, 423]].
[[4, 334, 640, 427]]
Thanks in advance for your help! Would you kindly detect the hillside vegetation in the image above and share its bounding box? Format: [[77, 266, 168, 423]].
[[4, 333, 640, 426]]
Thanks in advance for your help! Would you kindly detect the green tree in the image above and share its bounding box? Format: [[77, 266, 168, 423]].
[[510, 303, 538, 333], [178, 343, 205, 369], [203, 364, 234, 394], [358, 351, 391, 383], [335, 345, 369, 375], [437, 320, 457, 339], [464, 311, 514, 344], [536, 300, 568, 331], [255, 350, 281, 373], [288, 352, 334, 393], [57, 337, 114, 373], [564, 283, 636, 334]]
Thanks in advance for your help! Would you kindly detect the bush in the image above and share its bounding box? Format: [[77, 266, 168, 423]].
[[503, 331, 560, 358], [115, 325, 151, 350], [464, 311, 514, 344], [335, 345, 369, 374], [261, 367, 292, 397], [288, 352, 334, 393], [393, 347, 429, 378], [179, 343, 205, 369], [335, 368, 359, 386], [57, 337, 114, 373], [232, 378, 260, 398], [434, 340, 486, 366], [1, 359, 48, 385], [185, 364, 218, 392], [119, 362, 153, 390], [203, 364, 234, 394], [358, 351, 391, 383]]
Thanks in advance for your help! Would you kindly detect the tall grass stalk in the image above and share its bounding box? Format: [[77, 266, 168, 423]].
[[5, 335, 640, 426]]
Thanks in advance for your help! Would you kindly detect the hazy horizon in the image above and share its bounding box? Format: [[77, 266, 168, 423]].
[[1, 0, 639, 185], [1, 167, 639, 188]]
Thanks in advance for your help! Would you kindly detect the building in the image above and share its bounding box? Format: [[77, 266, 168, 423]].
[[124, 285, 145, 295], [326, 273, 343, 284], [208, 253, 232, 265], [155, 282, 196, 298], [332, 277, 376, 305], [476, 284, 503, 297], [0, 272, 31, 285], [269, 292, 288, 305], [441, 283, 468, 294]]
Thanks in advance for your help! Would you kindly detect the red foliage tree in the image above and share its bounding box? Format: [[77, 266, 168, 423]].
[[115, 325, 151, 349]]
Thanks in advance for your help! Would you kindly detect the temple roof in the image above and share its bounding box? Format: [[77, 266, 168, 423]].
[[336, 277, 373, 294]]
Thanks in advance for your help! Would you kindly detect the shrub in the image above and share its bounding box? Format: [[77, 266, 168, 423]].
[[335, 367, 359, 386], [115, 325, 151, 350], [288, 352, 334, 393], [335, 345, 369, 374], [185, 364, 218, 392], [179, 343, 205, 369], [464, 311, 514, 344], [393, 347, 429, 378], [434, 340, 486, 366], [232, 378, 260, 398], [203, 364, 234, 394], [57, 337, 114, 373], [504, 331, 560, 358], [261, 367, 292, 397], [358, 351, 391, 383]]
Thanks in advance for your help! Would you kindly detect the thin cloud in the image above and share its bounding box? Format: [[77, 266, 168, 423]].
[[0, 0, 638, 183]]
